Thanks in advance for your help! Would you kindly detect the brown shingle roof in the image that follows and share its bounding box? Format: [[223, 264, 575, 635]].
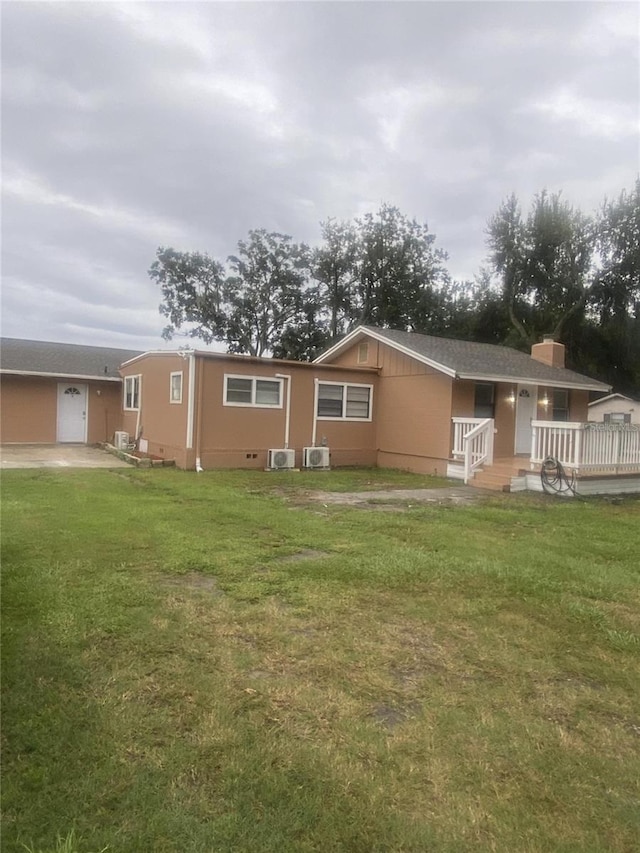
[[318, 326, 610, 391], [1, 339, 142, 380]]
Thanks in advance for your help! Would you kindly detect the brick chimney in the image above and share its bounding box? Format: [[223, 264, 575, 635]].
[[531, 335, 565, 369]]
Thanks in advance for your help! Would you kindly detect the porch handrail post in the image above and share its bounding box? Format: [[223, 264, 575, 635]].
[[614, 426, 622, 474], [487, 419, 494, 466], [530, 422, 538, 469], [461, 417, 493, 484], [574, 426, 582, 475]]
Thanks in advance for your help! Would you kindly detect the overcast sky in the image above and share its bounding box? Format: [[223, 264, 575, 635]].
[[2, 1, 638, 352]]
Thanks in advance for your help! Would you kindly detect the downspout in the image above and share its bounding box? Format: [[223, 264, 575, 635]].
[[195, 355, 204, 473], [185, 350, 196, 454], [311, 378, 319, 447], [275, 373, 291, 449], [135, 373, 142, 447]]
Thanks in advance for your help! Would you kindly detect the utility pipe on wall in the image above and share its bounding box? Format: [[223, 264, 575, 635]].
[[275, 373, 292, 449], [195, 355, 205, 472], [311, 378, 319, 447], [184, 350, 195, 451], [135, 373, 142, 447]]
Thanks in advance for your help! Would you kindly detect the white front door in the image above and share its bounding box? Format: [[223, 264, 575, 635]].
[[514, 384, 537, 454], [57, 383, 88, 442]]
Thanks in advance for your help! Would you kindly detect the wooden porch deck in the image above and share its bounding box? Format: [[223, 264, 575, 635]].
[[470, 456, 640, 494]]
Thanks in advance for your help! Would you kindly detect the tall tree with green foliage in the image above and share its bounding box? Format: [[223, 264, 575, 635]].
[[150, 231, 321, 357], [312, 218, 358, 339], [149, 248, 226, 344], [223, 230, 315, 356], [312, 204, 450, 337], [588, 180, 640, 393], [486, 191, 593, 347]]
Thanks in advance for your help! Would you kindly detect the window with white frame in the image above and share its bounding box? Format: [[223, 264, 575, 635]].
[[317, 382, 372, 420], [170, 371, 183, 404], [124, 375, 140, 410], [223, 375, 282, 408]]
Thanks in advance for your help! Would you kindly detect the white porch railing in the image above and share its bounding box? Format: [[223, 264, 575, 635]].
[[531, 420, 640, 475], [452, 418, 484, 458], [452, 417, 495, 484]]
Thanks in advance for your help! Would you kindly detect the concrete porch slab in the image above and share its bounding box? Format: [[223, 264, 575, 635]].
[[1, 444, 131, 469]]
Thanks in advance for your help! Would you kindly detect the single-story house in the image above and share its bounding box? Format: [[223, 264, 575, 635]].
[[117, 326, 635, 489], [0, 339, 141, 444], [6, 329, 638, 492], [588, 393, 640, 425], [118, 349, 378, 471]]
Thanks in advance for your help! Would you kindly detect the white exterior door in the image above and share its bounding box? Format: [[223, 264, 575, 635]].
[[57, 383, 88, 442], [515, 384, 537, 454]]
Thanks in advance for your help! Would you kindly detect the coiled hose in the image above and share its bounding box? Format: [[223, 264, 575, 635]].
[[540, 456, 577, 497]]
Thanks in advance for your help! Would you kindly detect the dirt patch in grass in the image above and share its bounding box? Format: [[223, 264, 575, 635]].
[[163, 572, 222, 593], [277, 549, 330, 563], [370, 701, 423, 729], [305, 486, 485, 509]]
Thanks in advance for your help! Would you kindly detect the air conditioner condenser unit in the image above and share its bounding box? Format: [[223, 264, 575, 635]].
[[303, 446, 330, 469], [268, 448, 296, 470], [114, 431, 130, 450]]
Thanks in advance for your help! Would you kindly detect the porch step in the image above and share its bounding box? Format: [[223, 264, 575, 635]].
[[471, 471, 512, 492], [470, 457, 530, 492]]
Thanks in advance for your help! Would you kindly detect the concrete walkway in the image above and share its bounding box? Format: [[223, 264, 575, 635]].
[[1, 444, 131, 469]]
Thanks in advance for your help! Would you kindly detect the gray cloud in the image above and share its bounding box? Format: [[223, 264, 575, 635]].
[[2, 1, 638, 349]]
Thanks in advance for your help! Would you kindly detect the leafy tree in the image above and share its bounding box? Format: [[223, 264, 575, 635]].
[[223, 230, 314, 356], [485, 182, 640, 394], [486, 191, 593, 346], [313, 204, 450, 337], [149, 248, 226, 344], [592, 179, 640, 324], [312, 219, 358, 339], [150, 231, 319, 357], [440, 274, 512, 344], [588, 180, 640, 394]]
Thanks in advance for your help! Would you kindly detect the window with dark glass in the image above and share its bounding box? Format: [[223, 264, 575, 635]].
[[552, 389, 569, 421], [474, 383, 495, 418], [604, 412, 630, 424]]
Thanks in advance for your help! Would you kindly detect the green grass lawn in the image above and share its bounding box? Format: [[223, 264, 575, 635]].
[[2, 468, 639, 853]]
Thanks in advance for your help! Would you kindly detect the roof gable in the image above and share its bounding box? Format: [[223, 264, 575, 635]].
[[588, 393, 639, 407], [315, 326, 610, 392]]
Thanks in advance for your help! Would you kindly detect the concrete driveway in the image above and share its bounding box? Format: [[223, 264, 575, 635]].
[[1, 444, 131, 469]]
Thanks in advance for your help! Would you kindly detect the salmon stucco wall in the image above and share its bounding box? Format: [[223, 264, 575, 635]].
[[120, 354, 190, 467], [569, 390, 589, 422], [331, 338, 455, 475], [1, 375, 57, 443], [194, 357, 377, 470], [86, 382, 123, 443], [1, 375, 122, 444]]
